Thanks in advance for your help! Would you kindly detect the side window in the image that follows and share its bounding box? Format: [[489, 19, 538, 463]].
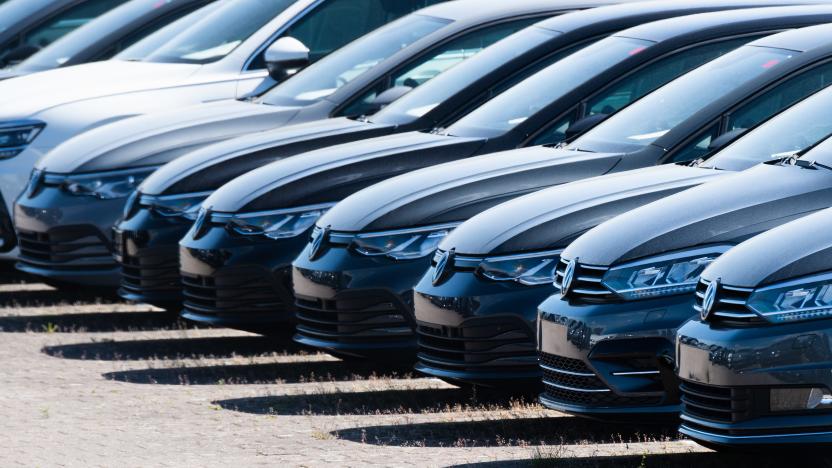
[[108, 4, 206, 58], [338, 17, 541, 117], [249, 0, 442, 70], [726, 61, 832, 133], [587, 37, 758, 117], [668, 122, 720, 163], [529, 109, 580, 146], [23, 0, 126, 50]]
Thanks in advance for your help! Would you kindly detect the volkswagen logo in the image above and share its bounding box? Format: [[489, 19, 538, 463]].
[[701, 278, 719, 321], [309, 226, 329, 260], [560, 258, 577, 298], [432, 249, 454, 286]]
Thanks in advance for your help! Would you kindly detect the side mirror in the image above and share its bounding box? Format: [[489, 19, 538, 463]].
[[264, 37, 309, 81], [707, 128, 746, 152], [368, 86, 413, 112], [564, 113, 608, 141]]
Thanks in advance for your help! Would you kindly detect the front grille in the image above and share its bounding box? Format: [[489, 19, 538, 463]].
[[416, 316, 537, 373], [680, 380, 754, 423], [17, 227, 111, 269], [694, 279, 760, 325], [554, 258, 613, 302], [540, 352, 662, 408], [182, 268, 292, 317], [295, 292, 413, 344], [119, 249, 181, 296]]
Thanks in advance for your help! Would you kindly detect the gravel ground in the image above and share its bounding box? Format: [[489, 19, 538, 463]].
[[0, 267, 817, 467]]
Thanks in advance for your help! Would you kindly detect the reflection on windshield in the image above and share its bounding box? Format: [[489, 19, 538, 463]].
[[140, 0, 297, 64], [116, 2, 220, 62], [444, 36, 655, 139], [370, 26, 559, 126], [573, 46, 796, 153], [260, 14, 448, 107]]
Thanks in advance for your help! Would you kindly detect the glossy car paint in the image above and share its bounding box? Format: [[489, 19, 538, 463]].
[[290, 18, 832, 362], [677, 208, 832, 448]]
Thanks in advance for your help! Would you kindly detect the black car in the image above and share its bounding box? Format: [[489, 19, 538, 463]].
[[0, 0, 129, 67], [19, 0, 541, 290], [109, 0, 726, 311], [0, 0, 215, 79], [409, 80, 832, 390], [535, 82, 832, 420], [291, 17, 832, 361], [677, 207, 832, 449], [175, 2, 809, 333]]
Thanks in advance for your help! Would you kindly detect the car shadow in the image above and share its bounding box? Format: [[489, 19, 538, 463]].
[[103, 359, 415, 385], [0, 288, 125, 308], [215, 387, 535, 416], [331, 416, 679, 447], [449, 452, 832, 467], [0, 310, 188, 333], [42, 335, 300, 360]]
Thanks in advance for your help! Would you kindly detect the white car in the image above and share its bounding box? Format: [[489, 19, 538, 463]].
[[0, 0, 439, 257]]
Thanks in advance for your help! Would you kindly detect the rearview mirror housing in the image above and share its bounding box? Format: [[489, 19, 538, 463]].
[[265, 37, 310, 81]]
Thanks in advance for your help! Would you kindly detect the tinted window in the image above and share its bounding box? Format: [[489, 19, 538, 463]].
[[116, 1, 221, 61], [446, 36, 656, 139], [573, 45, 797, 154], [22, 0, 127, 50], [260, 14, 448, 107]]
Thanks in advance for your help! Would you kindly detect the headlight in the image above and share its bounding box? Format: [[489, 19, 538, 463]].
[[747, 274, 832, 323], [351, 223, 459, 260], [228, 203, 334, 240], [142, 192, 211, 221], [54, 167, 159, 200], [602, 248, 728, 300], [476, 250, 561, 286], [0, 120, 44, 159]]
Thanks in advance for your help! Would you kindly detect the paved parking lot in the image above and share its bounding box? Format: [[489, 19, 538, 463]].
[[0, 267, 816, 467]]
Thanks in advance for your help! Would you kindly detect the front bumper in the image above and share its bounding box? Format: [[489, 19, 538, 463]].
[[14, 185, 123, 286], [114, 206, 191, 308], [677, 318, 832, 447], [536, 293, 692, 418], [291, 244, 427, 360], [178, 223, 305, 332], [412, 268, 550, 388]]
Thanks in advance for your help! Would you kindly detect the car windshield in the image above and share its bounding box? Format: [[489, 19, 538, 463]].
[[705, 86, 832, 171], [116, 1, 219, 61], [16, 0, 184, 71], [260, 13, 449, 107], [370, 26, 560, 125], [572, 45, 798, 153], [0, 0, 54, 35], [443, 36, 656, 139], [136, 0, 297, 64]]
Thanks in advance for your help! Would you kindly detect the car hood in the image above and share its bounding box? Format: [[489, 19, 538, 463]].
[[702, 207, 832, 288], [37, 100, 299, 173], [203, 131, 485, 213], [0, 68, 24, 81], [563, 162, 832, 267], [318, 146, 625, 232], [139, 117, 396, 195], [0, 61, 203, 119], [442, 165, 725, 256]]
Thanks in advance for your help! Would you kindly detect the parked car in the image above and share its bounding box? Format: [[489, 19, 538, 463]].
[[411, 81, 832, 391], [291, 18, 832, 361], [173, 1, 809, 333], [536, 91, 832, 420], [0, 0, 128, 67], [20, 0, 573, 291], [0, 0, 445, 261], [0, 0, 216, 79], [677, 207, 832, 450]]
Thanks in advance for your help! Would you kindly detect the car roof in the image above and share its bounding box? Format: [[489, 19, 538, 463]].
[[422, 0, 618, 22]]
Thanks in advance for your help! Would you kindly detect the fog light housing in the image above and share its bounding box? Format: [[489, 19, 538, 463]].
[[770, 387, 832, 412]]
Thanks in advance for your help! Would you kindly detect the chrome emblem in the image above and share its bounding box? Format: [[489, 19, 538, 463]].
[[432, 249, 454, 286], [560, 258, 577, 298], [701, 279, 719, 321], [309, 226, 329, 260]]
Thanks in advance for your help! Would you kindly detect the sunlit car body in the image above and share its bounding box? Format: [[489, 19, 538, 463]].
[[0, 0, 445, 261], [536, 92, 832, 419], [292, 18, 832, 361], [18, 0, 571, 290], [0, 0, 215, 80], [677, 207, 832, 449]]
